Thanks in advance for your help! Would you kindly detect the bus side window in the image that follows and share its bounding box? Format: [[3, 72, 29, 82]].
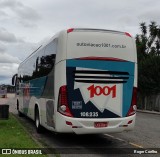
[[26, 48, 45, 80], [43, 38, 57, 74], [41, 39, 58, 98], [45, 38, 57, 56]]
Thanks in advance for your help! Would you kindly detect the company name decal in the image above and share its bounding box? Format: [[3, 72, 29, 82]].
[[76, 42, 126, 49], [87, 84, 116, 98]]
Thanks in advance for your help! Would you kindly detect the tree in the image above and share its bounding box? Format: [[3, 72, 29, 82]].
[[136, 21, 160, 109], [136, 21, 160, 57]]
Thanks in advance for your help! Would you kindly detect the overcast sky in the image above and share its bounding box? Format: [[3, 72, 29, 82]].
[[0, 0, 160, 84]]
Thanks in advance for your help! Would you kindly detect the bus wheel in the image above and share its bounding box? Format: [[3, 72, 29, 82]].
[[18, 110, 24, 117], [35, 108, 43, 133]]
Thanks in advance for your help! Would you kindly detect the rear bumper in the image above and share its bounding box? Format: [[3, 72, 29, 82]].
[[55, 113, 136, 134]]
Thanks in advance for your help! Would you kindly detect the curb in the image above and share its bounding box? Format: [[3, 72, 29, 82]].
[[137, 109, 160, 115]]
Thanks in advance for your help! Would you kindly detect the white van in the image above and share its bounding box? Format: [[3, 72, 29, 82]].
[[13, 28, 137, 134]]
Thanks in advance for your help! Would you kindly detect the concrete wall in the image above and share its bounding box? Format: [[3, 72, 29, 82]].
[[138, 94, 160, 112]]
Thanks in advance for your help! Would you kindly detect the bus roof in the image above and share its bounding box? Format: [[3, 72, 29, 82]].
[[67, 28, 132, 37]]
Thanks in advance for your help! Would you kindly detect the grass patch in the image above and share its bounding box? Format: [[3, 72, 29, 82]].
[[0, 114, 47, 157]]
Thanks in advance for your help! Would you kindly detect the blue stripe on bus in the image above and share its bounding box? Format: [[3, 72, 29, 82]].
[[66, 59, 134, 76], [29, 76, 47, 97]]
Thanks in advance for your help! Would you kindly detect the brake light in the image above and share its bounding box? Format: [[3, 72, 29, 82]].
[[67, 28, 74, 33], [66, 121, 72, 126], [127, 120, 133, 124], [125, 32, 132, 38], [58, 85, 73, 117], [127, 87, 137, 116]]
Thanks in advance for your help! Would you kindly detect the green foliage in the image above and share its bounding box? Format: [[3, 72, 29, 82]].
[[136, 21, 160, 97], [138, 55, 160, 95]]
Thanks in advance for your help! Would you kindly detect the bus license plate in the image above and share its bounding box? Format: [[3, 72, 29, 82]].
[[94, 122, 108, 128]]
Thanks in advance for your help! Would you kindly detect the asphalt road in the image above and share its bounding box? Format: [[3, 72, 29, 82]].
[[2, 94, 160, 157]]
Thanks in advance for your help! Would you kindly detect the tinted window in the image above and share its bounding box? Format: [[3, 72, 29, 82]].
[[36, 38, 57, 77], [21, 39, 57, 82], [41, 39, 58, 98], [45, 38, 57, 55]]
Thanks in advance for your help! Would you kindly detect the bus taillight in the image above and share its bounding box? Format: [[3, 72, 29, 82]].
[[58, 85, 73, 117], [125, 32, 132, 38], [127, 87, 137, 116], [67, 28, 74, 33]]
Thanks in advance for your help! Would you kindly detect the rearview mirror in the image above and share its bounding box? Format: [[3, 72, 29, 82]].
[[12, 74, 17, 86]]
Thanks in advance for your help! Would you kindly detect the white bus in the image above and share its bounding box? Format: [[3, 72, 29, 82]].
[[12, 28, 137, 134]]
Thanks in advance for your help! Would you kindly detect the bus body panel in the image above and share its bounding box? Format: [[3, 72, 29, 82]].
[[16, 29, 137, 134], [55, 112, 136, 134], [55, 31, 68, 64], [66, 59, 135, 119], [54, 30, 137, 134], [16, 34, 59, 132], [66, 31, 136, 62], [54, 60, 67, 130]]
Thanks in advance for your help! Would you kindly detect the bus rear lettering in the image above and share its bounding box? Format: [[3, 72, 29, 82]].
[[87, 85, 116, 98]]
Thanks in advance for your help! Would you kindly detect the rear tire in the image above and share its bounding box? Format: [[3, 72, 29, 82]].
[[35, 108, 43, 133], [18, 110, 24, 117]]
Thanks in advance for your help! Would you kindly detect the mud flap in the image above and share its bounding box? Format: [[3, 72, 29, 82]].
[[46, 100, 55, 128]]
